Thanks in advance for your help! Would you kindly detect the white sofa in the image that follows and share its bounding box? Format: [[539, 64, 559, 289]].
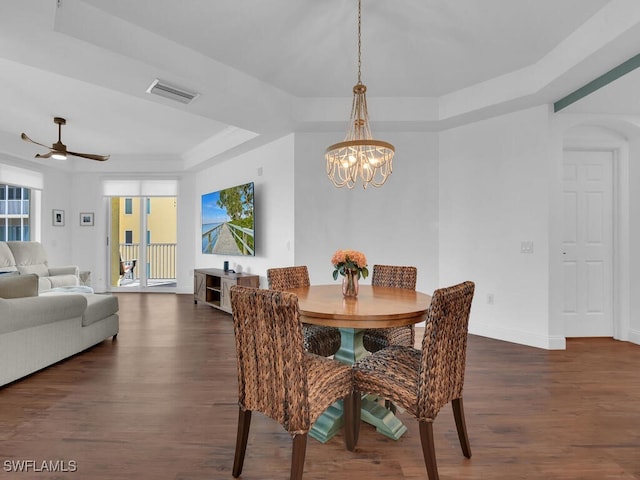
[[0, 241, 79, 292], [0, 273, 119, 387]]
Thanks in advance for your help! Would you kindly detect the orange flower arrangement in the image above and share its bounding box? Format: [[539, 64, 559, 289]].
[[331, 249, 369, 280]]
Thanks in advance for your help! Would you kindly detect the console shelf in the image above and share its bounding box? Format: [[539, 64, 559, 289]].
[[194, 268, 259, 314]]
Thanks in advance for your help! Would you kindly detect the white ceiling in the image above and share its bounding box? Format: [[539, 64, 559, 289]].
[[79, 0, 609, 97], [1, 0, 639, 171]]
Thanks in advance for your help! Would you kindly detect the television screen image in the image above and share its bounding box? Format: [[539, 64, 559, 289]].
[[201, 182, 255, 256]]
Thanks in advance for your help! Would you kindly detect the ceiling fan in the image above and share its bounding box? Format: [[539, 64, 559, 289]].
[[21, 117, 110, 162]]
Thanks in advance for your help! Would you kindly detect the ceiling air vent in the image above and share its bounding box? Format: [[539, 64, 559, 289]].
[[146, 79, 199, 105]]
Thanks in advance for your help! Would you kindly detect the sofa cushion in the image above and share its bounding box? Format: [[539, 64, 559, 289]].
[[19, 264, 50, 277], [0, 242, 18, 273], [48, 274, 80, 289], [0, 294, 87, 335], [0, 273, 38, 299], [83, 294, 119, 326], [7, 241, 50, 277]]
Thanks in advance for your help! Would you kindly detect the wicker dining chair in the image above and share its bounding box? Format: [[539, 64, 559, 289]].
[[362, 265, 418, 353], [267, 266, 341, 357], [352, 281, 475, 480], [230, 286, 357, 480]]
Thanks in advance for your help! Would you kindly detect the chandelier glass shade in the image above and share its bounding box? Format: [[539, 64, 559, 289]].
[[325, 0, 394, 189]]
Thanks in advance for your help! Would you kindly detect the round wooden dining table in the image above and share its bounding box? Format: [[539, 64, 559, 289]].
[[285, 284, 432, 443]]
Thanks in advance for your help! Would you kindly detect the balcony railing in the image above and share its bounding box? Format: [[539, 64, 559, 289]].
[[0, 200, 29, 216], [119, 242, 176, 280]]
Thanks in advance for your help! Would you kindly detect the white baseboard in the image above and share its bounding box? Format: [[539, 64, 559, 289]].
[[628, 328, 640, 346], [469, 322, 566, 350]]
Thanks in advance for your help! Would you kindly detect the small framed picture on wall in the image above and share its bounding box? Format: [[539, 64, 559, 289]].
[[80, 212, 94, 226], [52, 209, 65, 226]]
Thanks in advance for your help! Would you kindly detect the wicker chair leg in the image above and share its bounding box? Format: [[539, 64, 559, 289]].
[[290, 433, 308, 480], [354, 393, 362, 445], [343, 393, 361, 451], [384, 399, 397, 414], [343, 393, 355, 451], [419, 421, 439, 480], [232, 408, 252, 478], [452, 397, 472, 458], [351, 392, 362, 446]]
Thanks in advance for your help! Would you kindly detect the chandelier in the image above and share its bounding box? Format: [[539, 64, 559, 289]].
[[325, 0, 394, 189]]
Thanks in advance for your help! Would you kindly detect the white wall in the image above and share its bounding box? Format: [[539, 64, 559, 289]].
[[176, 173, 196, 293], [549, 117, 640, 347], [629, 137, 640, 344], [69, 173, 106, 289], [194, 134, 296, 287], [439, 105, 556, 349], [551, 122, 632, 343], [0, 155, 75, 268], [37, 167, 75, 266], [6, 105, 638, 349], [2, 135, 295, 294], [293, 131, 439, 294], [61, 172, 192, 293]]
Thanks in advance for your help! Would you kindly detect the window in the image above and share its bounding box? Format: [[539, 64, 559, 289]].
[[125, 198, 133, 215], [0, 184, 30, 241], [146, 230, 151, 245], [146, 198, 151, 214], [125, 230, 133, 244]]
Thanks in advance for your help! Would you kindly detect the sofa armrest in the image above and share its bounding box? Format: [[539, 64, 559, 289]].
[[48, 265, 80, 277], [0, 295, 88, 335], [0, 273, 38, 298]]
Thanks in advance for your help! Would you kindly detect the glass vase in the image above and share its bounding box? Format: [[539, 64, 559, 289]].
[[342, 269, 359, 298]]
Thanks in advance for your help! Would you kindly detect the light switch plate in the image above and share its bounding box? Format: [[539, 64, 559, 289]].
[[520, 241, 534, 254]]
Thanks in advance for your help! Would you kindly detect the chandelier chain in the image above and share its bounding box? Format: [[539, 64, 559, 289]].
[[357, 0, 362, 84]]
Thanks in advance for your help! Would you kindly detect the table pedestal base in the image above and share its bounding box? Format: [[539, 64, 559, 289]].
[[309, 327, 408, 443], [309, 395, 407, 443], [309, 402, 344, 443]]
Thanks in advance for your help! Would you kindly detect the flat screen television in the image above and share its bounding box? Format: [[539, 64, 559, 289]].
[[201, 182, 255, 256]]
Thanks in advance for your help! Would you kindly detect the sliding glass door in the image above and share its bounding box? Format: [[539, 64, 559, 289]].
[[109, 196, 177, 291]]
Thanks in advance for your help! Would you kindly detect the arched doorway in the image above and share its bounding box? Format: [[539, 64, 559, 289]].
[[556, 120, 636, 342]]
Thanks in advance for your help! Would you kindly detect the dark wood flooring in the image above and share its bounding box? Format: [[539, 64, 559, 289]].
[[1, 293, 639, 479]]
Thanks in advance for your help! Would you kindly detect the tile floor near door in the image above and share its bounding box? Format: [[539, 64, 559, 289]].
[[0, 293, 639, 479]]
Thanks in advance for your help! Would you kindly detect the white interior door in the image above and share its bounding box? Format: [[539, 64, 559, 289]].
[[562, 150, 613, 337]]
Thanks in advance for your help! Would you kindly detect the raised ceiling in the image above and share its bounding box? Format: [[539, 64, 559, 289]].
[[0, 0, 639, 171]]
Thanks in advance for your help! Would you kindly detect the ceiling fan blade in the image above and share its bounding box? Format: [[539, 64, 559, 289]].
[[21, 132, 51, 149], [23, 119, 109, 162], [67, 150, 110, 162]]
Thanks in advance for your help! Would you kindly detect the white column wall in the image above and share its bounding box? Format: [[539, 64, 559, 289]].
[[37, 166, 74, 267], [439, 105, 557, 349], [293, 131, 439, 295], [177, 173, 197, 294], [69, 173, 105, 289], [629, 137, 640, 344]]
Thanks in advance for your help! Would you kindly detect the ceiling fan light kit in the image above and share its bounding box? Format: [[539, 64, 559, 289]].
[[49, 117, 67, 160], [21, 116, 110, 162]]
